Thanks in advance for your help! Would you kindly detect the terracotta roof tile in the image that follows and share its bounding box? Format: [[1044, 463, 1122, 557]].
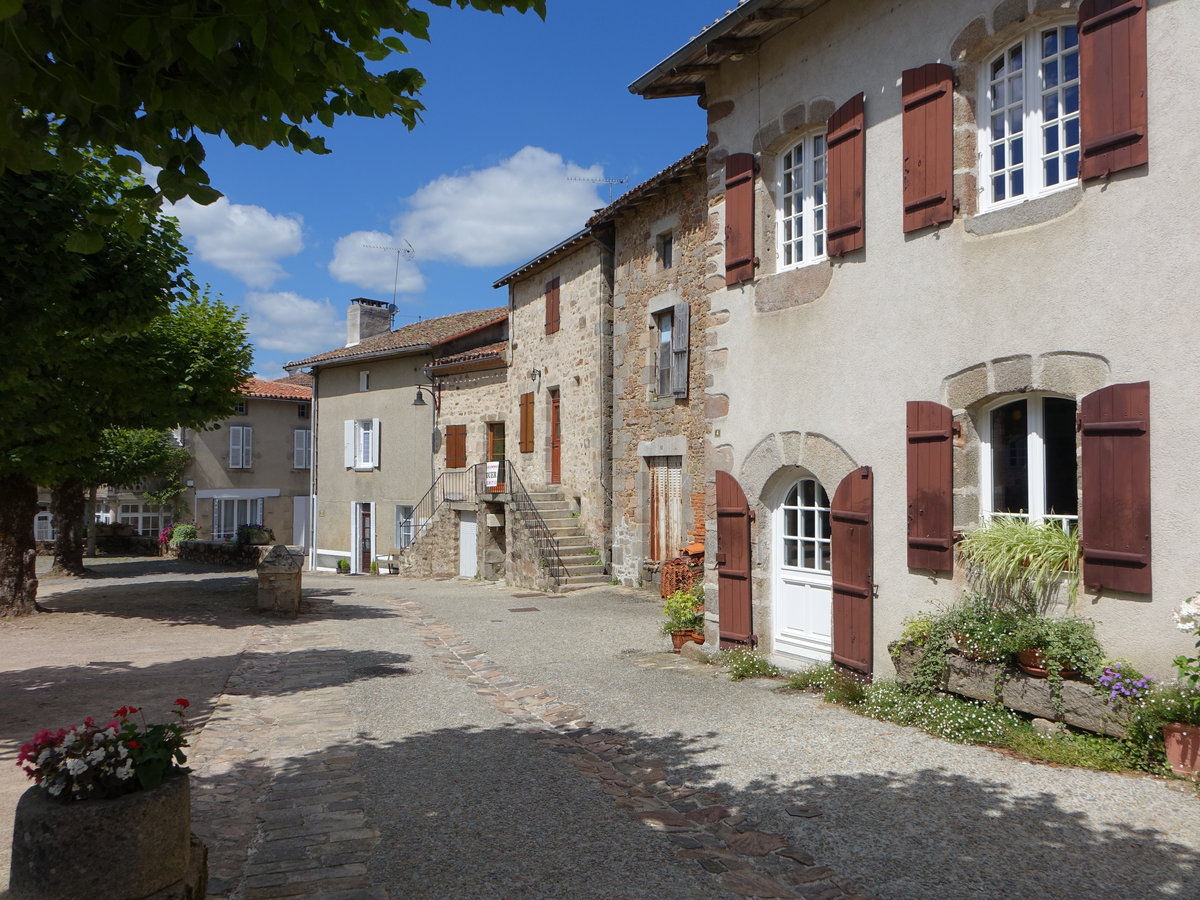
[[242, 377, 312, 401], [287, 306, 506, 369], [430, 340, 508, 368], [274, 372, 313, 388], [587, 146, 708, 226]]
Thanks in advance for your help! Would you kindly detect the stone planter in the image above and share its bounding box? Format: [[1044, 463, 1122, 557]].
[[1163, 722, 1200, 777], [9, 775, 203, 899]]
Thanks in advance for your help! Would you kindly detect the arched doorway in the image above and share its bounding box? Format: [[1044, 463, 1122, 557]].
[[772, 476, 833, 663]]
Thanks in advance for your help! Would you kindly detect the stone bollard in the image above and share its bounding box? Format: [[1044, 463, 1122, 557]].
[[257, 544, 301, 617]]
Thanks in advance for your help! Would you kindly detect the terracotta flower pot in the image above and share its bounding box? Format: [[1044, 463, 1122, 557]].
[[1163, 722, 1200, 777], [670, 629, 705, 652], [1016, 648, 1080, 680]]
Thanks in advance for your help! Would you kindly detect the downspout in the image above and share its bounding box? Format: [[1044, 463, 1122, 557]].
[[308, 368, 319, 571]]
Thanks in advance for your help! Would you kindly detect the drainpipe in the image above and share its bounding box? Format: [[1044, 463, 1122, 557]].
[[308, 368, 319, 571]]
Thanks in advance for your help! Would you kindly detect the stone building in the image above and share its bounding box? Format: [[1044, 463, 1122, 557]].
[[631, 0, 1199, 676], [587, 147, 713, 589]]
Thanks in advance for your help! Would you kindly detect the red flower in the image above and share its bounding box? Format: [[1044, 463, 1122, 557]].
[[127, 740, 140, 749], [174, 698, 190, 709]]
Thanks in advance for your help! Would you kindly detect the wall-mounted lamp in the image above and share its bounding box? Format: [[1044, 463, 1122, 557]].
[[412, 385, 439, 411], [529, 368, 541, 381]]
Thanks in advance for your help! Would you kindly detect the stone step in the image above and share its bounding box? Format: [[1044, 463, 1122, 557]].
[[536, 507, 577, 519], [530, 500, 572, 511], [527, 492, 566, 502], [557, 553, 603, 567], [558, 574, 611, 591]]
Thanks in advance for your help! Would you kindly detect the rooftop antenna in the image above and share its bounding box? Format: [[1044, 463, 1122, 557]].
[[568, 175, 628, 204], [363, 240, 417, 307]]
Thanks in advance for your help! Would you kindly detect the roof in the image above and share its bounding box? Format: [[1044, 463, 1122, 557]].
[[428, 340, 508, 373], [629, 0, 830, 99], [286, 307, 507, 369], [241, 376, 312, 401], [274, 372, 313, 388], [587, 146, 708, 227], [492, 229, 592, 289]]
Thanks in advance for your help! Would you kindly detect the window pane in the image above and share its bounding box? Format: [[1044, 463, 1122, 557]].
[[1042, 29, 1058, 58], [992, 113, 1005, 139], [1064, 49, 1078, 83], [1043, 398, 1079, 517], [1045, 157, 1060, 186], [785, 508, 798, 538], [802, 509, 815, 540], [1044, 124, 1059, 154], [991, 80, 1005, 110], [1043, 59, 1059, 89], [991, 56, 1005, 80], [992, 143, 1005, 172], [1012, 136, 1024, 166], [993, 175, 1006, 202], [1009, 44, 1023, 73], [1065, 150, 1079, 181], [1008, 107, 1023, 135], [1009, 74, 1023, 103], [1064, 117, 1079, 149], [1064, 25, 1078, 49], [784, 539, 798, 567], [801, 479, 815, 506], [992, 400, 1029, 514], [1064, 84, 1079, 114], [1011, 167, 1024, 197], [801, 540, 816, 569], [786, 484, 797, 505], [819, 508, 830, 540]]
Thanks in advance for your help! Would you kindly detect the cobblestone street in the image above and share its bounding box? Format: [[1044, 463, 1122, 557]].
[[4, 560, 1200, 898]]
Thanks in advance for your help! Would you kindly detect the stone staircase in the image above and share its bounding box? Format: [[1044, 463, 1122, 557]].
[[524, 490, 609, 591]]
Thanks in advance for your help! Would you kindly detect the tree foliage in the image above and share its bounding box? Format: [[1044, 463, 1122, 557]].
[[0, 0, 547, 206]]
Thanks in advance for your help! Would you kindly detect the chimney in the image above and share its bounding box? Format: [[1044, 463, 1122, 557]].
[[345, 298, 395, 347]]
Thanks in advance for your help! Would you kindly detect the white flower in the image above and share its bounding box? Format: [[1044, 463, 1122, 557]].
[[115, 761, 134, 781], [65, 758, 88, 776], [48, 783, 63, 797], [87, 748, 106, 764]]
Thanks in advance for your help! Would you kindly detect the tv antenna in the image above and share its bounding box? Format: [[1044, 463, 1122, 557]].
[[363, 240, 416, 306], [568, 175, 628, 204]]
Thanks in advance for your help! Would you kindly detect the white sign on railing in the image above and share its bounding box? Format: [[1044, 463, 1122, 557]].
[[485, 461, 500, 488]]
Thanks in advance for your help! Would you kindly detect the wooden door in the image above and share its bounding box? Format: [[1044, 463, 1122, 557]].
[[358, 503, 372, 573], [549, 392, 562, 485], [716, 471, 754, 647], [831, 467, 873, 675], [487, 423, 506, 492]]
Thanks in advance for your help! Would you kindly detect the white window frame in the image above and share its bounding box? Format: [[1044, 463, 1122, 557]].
[[979, 393, 1078, 529], [654, 309, 673, 398], [359, 370, 370, 392], [293, 428, 312, 470], [779, 478, 832, 574], [118, 503, 168, 537], [777, 131, 827, 270], [395, 504, 415, 549], [978, 21, 1081, 212], [228, 425, 253, 469], [344, 418, 380, 470], [212, 497, 265, 541]]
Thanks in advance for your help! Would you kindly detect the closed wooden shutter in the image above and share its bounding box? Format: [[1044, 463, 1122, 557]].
[[649, 456, 684, 561], [544, 277, 560, 334], [906, 401, 954, 570], [519, 392, 534, 452], [445, 425, 467, 469], [716, 471, 754, 646], [724, 153, 757, 286], [826, 93, 866, 257], [1080, 381, 1150, 593], [230, 425, 244, 469], [831, 466, 873, 675], [1079, 0, 1148, 180], [343, 420, 355, 468], [670, 301, 689, 399], [901, 64, 954, 233]]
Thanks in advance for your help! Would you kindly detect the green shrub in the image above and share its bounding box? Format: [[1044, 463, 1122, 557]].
[[784, 663, 841, 693], [897, 612, 940, 648], [336, 558, 350, 574], [168, 523, 198, 546], [660, 589, 704, 635], [715, 648, 780, 681]]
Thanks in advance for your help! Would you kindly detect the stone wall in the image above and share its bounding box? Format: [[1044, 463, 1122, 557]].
[[395, 503, 460, 578], [609, 157, 712, 586], [505, 503, 558, 593], [177, 540, 272, 569], [433, 365, 509, 480]]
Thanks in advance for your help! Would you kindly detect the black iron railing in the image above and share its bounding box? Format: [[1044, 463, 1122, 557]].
[[399, 468, 476, 549], [499, 462, 568, 587]]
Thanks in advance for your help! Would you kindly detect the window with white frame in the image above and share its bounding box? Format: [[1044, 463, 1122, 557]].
[[980, 395, 1078, 527], [654, 309, 673, 398], [212, 498, 265, 540], [34, 511, 55, 542], [345, 418, 380, 470], [228, 425, 253, 469], [778, 131, 827, 268], [359, 370, 370, 392], [395, 504, 415, 549], [119, 503, 168, 536], [780, 479, 831, 572], [980, 22, 1080, 210], [293, 428, 311, 470]]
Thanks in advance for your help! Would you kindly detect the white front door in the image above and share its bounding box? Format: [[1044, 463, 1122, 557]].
[[773, 478, 833, 663], [458, 512, 478, 578], [292, 496, 311, 550]]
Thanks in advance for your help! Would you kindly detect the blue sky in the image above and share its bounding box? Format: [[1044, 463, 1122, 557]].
[[167, 1, 735, 377]]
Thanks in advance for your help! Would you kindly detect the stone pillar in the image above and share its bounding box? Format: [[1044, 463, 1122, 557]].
[[256, 544, 302, 617]]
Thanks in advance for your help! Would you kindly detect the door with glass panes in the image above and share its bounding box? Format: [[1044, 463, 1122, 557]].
[[773, 477, 833, 662]]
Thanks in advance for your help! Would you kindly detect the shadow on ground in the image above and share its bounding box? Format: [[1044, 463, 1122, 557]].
[[193, 722, 1200, 900]]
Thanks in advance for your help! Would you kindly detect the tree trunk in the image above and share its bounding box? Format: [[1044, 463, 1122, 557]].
[[0, 474, 39, 616], [85, 485, 99, 559], [50, 479, 87, 576]]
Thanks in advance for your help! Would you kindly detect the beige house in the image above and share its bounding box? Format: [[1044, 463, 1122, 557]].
[[287, 299, 506, 573], [179, 375, 313, 546], [630, 0, 1200, 676]]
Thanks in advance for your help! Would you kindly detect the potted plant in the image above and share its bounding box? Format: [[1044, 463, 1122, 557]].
[[661, 588, 705, 652], [1001, 615, 1103, 681], [1164, 595, 1200, 776], [336, 558, 351, 574], [11, 700, 200, 898], [957, 517, 1081, 614], [237, 523, 274, 545]]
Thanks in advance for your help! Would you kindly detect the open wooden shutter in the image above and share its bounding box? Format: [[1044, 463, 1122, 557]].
[[344, 420, 355, 468], [724, 153, 757, 286], [1080, 381, 1150, 593], [544, 277, 560, 334], [831, 466, 873, 675], [670, 301, 689, 399], [230, 426, 243, 469], [715, 470, 754, 646], [445, 425, 467, 469], [1079, 0, 1148, 180], [826, 93, 866, 257], [901, 64, 954, 233], [906, 401, 954, 570], [519, 392, 534, 452], [369, 418, 380, 469]]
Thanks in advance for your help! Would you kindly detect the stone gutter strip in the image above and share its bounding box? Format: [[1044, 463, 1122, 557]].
[[398, 600, 875, 899]]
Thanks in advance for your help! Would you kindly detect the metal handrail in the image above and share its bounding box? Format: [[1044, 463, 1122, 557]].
[[502, 462, 569, 587], [399, 468, 475, 549]]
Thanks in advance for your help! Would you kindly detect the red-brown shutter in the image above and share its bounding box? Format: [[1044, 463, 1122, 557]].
[[1079, 0, 1148, 180], [906, 401, 954, 570], [831, 466, 873, 675], [1080, 381, 1151, 593], [715, 470, 754, 646], [724, 153, 757, 286], [445, 425, 467, 469], [826, 93, 866, 257], [519, 392, 534, 453], [544, 277, 560, 334], [901, 64, 955, 233]]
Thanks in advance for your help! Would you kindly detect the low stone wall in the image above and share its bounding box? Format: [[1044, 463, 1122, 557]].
[[35, 536, 159, 557], [505, 507, 557, 593], [395, 507, 459, 578], [890, 642, 1135, 738], [176, 540, 271, 569]]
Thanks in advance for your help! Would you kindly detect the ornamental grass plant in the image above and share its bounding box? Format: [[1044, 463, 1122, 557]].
[[957, 516, 1081, 613]]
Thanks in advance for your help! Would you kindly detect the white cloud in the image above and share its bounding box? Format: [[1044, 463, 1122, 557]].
[[397, 146, 603, 267], [243, 291, 342, 359], [169, 197, 303, 288], [328, 230, 426, 295]]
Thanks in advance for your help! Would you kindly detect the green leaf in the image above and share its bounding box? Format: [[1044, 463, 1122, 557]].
[[186, 183, 222, 206], [65, 228, 105, 254], [0, 0, 22, 21], [187, 20, 217, 59]]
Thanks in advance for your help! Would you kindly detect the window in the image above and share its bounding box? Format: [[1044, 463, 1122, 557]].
[[656, 231, 674, 270], [294, 428, 311, 470], [34, 511, 55, 542], [655, 310, 673, 397], [298, 403, 309, 419], [212, 498, 264, 541], [980, 23, 1080, 210], [980, 395, 1078, 527], [228, 425, 253, 469], [359, 371, 370, 391], [395, 504, 415, 549], [344, 418, 379, 470], [544, 277, 560, 335], [778, 132, 827, 267], [780, 479, 831, 572], [119, 503, 168, 537], [233, 401, 247, 415]]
